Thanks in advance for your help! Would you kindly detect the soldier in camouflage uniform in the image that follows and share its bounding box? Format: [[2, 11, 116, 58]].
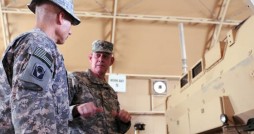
[[0, 0, 80, 133], [68, 40, 132, 134]]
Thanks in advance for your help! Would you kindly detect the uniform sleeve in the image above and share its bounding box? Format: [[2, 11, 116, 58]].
[[68, 73, 77, 103], [0, 64, 13, 134], [11, 43, 57, 133], [68, 73, 81, 120], [114, 92, 131, 133], [117, 119, 131, 134]]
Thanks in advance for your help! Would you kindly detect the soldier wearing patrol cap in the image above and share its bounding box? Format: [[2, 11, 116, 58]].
[[92, 40, 114, 53], [28, 0, 80, 25], [68, 40, 132, 134], [0, 0, 80, 133]]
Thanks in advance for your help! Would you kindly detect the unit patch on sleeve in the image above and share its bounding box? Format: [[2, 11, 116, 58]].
[[19, 47, 53, 90], [32, 64, 46, 80]]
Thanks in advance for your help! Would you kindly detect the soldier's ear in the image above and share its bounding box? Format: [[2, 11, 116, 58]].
[[110, 57, 114, 66], [57, 11, 65, 25], [88, 53, 93, 62]]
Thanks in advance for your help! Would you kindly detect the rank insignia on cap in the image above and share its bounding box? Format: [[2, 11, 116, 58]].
[[33, 47, 53, 68], [32, 64, 45, 80]]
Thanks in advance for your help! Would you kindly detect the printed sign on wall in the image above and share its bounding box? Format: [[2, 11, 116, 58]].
[[108, 74, 126, 92]]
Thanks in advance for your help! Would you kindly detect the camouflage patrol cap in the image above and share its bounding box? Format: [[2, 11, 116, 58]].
[[27, 0, 80, 25], [92, 40, 113, 54]]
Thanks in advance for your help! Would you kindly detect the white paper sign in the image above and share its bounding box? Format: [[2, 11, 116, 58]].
[[108, 74, 126, 92]]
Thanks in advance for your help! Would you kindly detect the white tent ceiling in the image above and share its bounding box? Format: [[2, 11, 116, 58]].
[[0, 0, 253, 77]]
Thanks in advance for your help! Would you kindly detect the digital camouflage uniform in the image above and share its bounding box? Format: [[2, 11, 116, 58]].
[[0, 28, 69, 134], [68, 69, 131, 134]]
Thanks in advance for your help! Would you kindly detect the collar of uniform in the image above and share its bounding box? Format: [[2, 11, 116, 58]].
[[86, 69, 107, 85], [33, 28, 47, 36], [32, 28, 56, 47]]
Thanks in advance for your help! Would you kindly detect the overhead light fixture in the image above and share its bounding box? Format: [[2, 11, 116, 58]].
[[246, 0, 254, 12], [220, 114, 228, 126], [250, 0, 254, 5]]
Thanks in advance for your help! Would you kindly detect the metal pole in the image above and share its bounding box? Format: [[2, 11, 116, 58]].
[[109, 0, 118, 73], [179, 23, 188, 74], [0, 0, 8, 48], [134, 130, 139, 134]]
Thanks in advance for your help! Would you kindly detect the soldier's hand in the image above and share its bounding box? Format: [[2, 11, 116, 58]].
[[112, 109, 131, 123], [77, 102, 103, 118]]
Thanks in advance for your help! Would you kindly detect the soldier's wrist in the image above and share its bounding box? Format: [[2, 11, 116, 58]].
[[72, 105, 81, 118]]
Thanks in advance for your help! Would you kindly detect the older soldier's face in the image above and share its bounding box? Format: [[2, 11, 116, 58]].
[[89, 52, 114, 76]]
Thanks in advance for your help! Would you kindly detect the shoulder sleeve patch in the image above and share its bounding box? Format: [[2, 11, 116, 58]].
[[19, 47, 53, 91], [33, 47, 53, 68]]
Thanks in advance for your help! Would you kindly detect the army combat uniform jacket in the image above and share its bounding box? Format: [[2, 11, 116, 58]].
[[0, 28, 69, 134], [68, 69, 131, 134]]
